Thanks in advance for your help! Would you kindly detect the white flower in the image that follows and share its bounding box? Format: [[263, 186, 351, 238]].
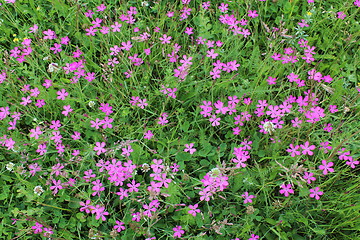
[[47, 63, 59, 73], [88, 101, 96, 108], [263, 121, 275, 134], [6, 162, 15, 171], [34, 186, 44, 196]]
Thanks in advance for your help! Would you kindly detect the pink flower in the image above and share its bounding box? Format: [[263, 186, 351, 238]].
[[29, 24, 39, 33], [337, 11, 346, 19], [29, 126, 43, 139], [184, 143, 196, 154], [209, 115, 221, 126], [159, 34, 172, 44], [318, 160, 334, 175], [144, 130, 154, 140], [279, 184, 294, 197], [241, 192, 256, 203], [91, 205, 109, 221], [43, 29, 56, 40], [173, 225, 185, 238], [249, 234, 260, 240], [202, 1, 211, 9], [184, 27, 193, 35], [94, 142, 106, 155], [57, 89, 68, 100], [121, 145, 133, 157], [114, 221, 126, 232], [309, 187, 323, 200], [32, 222, 43, 234], [303, 172, 316, 184], [218, 3, 229, 13], [248, 10, 258, 18], [206, 49, 219, 59], [61, 105, 73, 116], [286, 144, 301, 157], [266, 76, 277, 85], [300, 141, 316, 156], [188, 204, 200, 216], [96, 4, 106, 12], [50, 179, 63, 195], [354, 0, 360, 7]]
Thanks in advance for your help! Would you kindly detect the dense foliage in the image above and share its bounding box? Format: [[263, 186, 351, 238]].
[[0, 0, 359, 239]]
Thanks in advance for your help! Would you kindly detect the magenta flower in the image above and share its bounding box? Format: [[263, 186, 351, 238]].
[[92, 179, 105, 197], [29, 24, 39, 33], [267, 76, 277, 85], [121, 145, 133, 157], [318, 160, 334, 175], [337, 11, 346, 19], [184, 27, 194, 35], [286, 144, 300, 157], [206, 49, 219, 59], [127, 180, 140, 192], [79, 200, 92, 214], [90, 118, 103, 129], [279, 184, 294, 197], [91, 205, 109, 221], [300, 141, 316, 156], [159, 34, 172, 44], [323, 123, 332, 132], [29, 126, 43, 139], [209, 115, 221, 126], [43, 29, 56, 40], [184, 143, 196, 154], [116, 187, 129, 200], [20, 96, 32, 106], [32, 222, 43, 234], [303, 172, 316, 184], [249, 234, 260, 240], [57, 89, 68, 100], [94, 142, 106, 155], [173, 225, 185, 238], [137, 99, 148, 109], [167, 11, 174, 17], [309, 187, 323, 200], [96, 4, 106, 12], [144, 130, 154, 140], [241, 192, 256, 203], [50, 43, 62, 54], [248, 10, 259, 18], [61, 105, 73, 116], [188, 204, 201, 216], [50, 179, 63, 195], [114, 220, 126, 232]]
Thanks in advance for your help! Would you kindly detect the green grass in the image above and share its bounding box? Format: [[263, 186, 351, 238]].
[[0, 0, 359, 239]]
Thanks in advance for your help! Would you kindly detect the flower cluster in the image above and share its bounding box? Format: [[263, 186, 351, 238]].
[[199, 168, 229, 201]]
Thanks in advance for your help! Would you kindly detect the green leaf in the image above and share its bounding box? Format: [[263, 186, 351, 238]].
[[175, 152, 192, 162], [76, 213, 87, 223], [181, 121, 190, 132]]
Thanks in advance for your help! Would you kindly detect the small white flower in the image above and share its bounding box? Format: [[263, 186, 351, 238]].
[[141, 1, 149, 7], [210, 168, 221, 177], [6, 162, 15, 171], [88, 101, 96, 108], [47, 63, 59, 73], [141, 163, 150, 172], [34, 186, 44, 196], [263, 121, 275, 134]]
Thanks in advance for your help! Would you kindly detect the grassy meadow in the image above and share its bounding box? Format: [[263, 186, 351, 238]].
[[0, 0, 359, 239]]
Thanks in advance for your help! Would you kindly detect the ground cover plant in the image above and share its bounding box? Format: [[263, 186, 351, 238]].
[[0, 0, 359, 239]]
